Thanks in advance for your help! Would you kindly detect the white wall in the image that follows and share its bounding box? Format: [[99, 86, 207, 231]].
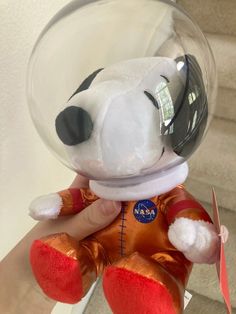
[[0, 1, 89, 313], [0, 1, 176, 312], [0, 0, 73, 259]]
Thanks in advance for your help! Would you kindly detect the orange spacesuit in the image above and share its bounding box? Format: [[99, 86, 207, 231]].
[[31, 184, 212, 314]]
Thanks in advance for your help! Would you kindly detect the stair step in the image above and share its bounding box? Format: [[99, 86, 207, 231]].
[[186, 203, 236, 308], [206, 34, 236, 91], [177, 0, 236, 37], [85, 285, 236, 314], [187, 117, 236, 212], [216, 87, 236, 122], [84, 281, 232, 314], [186, 291, 236, 314], [84, 280, 110, 314]]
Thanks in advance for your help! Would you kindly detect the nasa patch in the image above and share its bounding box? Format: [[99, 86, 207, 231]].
[[133, 200, 158, 224]]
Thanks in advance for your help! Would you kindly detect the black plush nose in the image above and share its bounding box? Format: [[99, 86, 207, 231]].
[[55, 106, 93, 146]]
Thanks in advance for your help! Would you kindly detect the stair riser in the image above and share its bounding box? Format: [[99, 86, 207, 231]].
[[186, 178, 236, 214], [187, 118, 236, 212], [207, 34, 236, 91], [216, 87, 236, 122]]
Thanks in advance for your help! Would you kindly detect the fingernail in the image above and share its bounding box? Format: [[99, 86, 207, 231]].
[[101, 200, 121, 215]]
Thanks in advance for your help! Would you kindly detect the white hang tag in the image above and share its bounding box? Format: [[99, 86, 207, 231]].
[[184, 290, 193, 309]]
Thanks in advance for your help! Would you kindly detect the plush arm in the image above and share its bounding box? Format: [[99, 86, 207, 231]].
[[161, 185, 220, 264], [29, 188, 98, 221], [163, 185, 212, 225]]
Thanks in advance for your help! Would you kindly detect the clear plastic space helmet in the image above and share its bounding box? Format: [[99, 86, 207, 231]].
[[27, 0, 217, 186]]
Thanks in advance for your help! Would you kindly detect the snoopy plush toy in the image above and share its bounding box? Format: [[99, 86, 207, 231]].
[[29, 55, 220, 314]]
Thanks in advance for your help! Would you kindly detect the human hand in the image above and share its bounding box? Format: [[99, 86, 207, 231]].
[[0, 176, 121, 314]]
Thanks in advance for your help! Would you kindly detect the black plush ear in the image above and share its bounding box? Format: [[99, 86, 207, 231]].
[[165, 54, 208, 157], [69, 68, 104, 100]]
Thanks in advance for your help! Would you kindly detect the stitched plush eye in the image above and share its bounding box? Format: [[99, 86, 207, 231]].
[[160, 75, 170, 83], [144, 91, 159, 109], [69, 68, 104, 101]]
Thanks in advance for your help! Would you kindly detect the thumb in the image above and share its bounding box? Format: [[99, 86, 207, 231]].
[[67, 199, 121, 240]]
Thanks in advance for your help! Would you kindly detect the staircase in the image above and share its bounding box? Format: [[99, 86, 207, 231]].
[[178, 0, 236, 312], [85, 1, 236, 312]]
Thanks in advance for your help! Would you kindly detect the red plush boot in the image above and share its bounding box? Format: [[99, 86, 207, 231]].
[[30, 233, 96, 304], [103, 253, 183, 314]]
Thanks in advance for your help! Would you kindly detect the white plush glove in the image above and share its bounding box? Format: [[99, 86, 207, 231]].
[[168, 217, 220, 264], [29, 193, 62, 221]]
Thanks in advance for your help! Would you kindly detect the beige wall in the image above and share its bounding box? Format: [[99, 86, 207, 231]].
[[0, 1, 90, 313]]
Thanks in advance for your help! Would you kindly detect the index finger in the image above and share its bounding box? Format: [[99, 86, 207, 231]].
[[70, 175, 89, 189]]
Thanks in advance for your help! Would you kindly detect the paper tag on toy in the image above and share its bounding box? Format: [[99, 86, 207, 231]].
[[184, 290, 192, 309], [212, 189, 232, 314]]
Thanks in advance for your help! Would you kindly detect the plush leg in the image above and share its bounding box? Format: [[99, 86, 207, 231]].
[[103, 252, 185, 314], [30, 234, 105, 304], [151, 251, 193, 289]]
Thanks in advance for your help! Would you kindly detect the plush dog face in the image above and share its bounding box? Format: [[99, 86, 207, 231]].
[[56, 57, 186, 180]]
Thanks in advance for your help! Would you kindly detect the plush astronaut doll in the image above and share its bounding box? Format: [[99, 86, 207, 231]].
[[29, 55, 220, 314]]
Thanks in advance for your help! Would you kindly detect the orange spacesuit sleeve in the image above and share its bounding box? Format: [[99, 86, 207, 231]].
[[58, 188, 99, 216], [160, 185, 212, 225]]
